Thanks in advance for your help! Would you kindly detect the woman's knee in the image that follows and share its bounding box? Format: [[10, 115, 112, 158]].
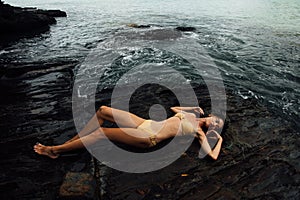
[[97, 106, 110, 116], [98, 105, 109, 112]]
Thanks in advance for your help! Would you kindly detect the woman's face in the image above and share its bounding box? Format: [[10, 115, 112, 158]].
[[207, 116, 224, 130]]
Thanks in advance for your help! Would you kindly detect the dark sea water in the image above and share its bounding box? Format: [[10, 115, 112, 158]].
[[2, 0, 299, 129]]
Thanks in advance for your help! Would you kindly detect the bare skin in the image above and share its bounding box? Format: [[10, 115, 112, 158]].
[[34, 106, 224, 160]]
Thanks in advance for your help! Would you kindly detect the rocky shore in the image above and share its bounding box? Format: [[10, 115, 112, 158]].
[[0, 58, 298, 199], [0, 14, 298, 199], [0, 1, 66, 45], [98, 91, 299, 200]]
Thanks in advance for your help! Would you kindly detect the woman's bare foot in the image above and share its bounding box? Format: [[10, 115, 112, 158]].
[[33, 143, 59, 159]]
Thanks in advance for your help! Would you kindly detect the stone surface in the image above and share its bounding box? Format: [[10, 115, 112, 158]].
[[0, 2, 66, 46], [0, 40, 298, 200], [93, 85, 299, 200], [127, 23, 151, 28], [59, 172, 97, 200], [0, 60, 84, 199], [175, 26, 196, 32]]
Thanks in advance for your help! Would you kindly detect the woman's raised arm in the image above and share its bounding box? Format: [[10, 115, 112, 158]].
[[196, 129, 223, 160], [170, 106, 204, 115]]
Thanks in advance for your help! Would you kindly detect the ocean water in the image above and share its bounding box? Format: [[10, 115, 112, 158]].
[[1, 0, 299, 128]]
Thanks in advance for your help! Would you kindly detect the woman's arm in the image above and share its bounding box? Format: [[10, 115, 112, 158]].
[[197, 129, 223, 160], [207, 133, 223, 160], [171, 106, 204, 115]]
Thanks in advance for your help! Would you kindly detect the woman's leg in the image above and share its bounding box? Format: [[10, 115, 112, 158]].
[[65, 106, 145, 143], [34, 126, 163, 159], [96, 106, 145, 128], [64, 114, 101, 143]]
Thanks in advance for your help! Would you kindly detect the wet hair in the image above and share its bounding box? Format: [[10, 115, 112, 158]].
[[208, 113, 223, 119]]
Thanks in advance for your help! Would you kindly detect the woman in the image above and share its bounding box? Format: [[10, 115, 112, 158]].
[[34, 106, 224, 160]]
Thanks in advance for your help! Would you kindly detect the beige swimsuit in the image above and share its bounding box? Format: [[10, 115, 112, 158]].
[[137, 113, 198, 147], [174, 113, 198, 135], [137, 120, 158, 146]]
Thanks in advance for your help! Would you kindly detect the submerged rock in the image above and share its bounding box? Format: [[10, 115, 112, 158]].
[[115, 28, 182, 41]]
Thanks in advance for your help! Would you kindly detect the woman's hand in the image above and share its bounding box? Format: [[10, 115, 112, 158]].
[[206, 130, 222, 140], [193, 107, 204, 115], [206, 130, 222, 147]]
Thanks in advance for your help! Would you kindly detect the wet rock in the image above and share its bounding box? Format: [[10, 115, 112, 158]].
[[127, 23, 151, 28], [115, 28, 182, 41], [94, 85, 299, 200], [0, 2, 66, 45], [0, 60, 86, 199], [59, 172, 97, 200], [0, 55, 298, 200], [32, 9, 67, 18], [175, 26, 196, 32]]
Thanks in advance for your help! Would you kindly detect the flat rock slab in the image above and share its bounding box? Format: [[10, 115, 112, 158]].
[[96, 89, 299, 200], [0, 60, 92, 199], [59, 172, 97, 200]]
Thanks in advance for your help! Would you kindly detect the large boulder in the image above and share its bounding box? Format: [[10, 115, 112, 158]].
[[0, 2, 66, 35]]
